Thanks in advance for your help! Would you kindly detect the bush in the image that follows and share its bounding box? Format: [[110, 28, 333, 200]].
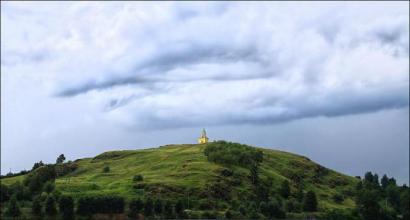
[[333, 193, 344, 204], [129, 198, 144, 217], [103, 166, 110, 173], [303, 191, 318, 212], [5, 195, 21, 217], [59, 195, 74, 219], [43, 181, 55, 193], [45, 195, 57, 216], [0, 184, 10, 203], [144, 198, 154, 216], [204, 141, 263, 168], [77, 195, 125, 215], [280, 180, 291, 198], [32, 195, 43, 216], [164, 200, 174, 217], [133, 174, 144, 182], [154, 198, 163, 215], [175, 199, 184, 217]]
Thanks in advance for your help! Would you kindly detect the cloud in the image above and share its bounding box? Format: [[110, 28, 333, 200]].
[[2, 2, 409, 129]]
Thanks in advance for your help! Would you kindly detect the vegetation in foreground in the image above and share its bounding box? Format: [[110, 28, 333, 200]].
[[1, 141, 409, 219]]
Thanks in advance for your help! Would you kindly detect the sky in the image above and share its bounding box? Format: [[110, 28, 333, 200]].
[[1, 2, 409, 184]]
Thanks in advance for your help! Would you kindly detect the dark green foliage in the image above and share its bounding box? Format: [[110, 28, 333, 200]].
[[5, 195, 21, 217], [381, 174, 389, 189], [303, 190, 317, 212], [175, 199, 184, 217], [260, 199, 286, 218], [56, 154, 66, 164], [332, 193, 344, 204], [201, 211, 217, 219], [386, 184, 400, 210], [400, 189, 410, 220], [32, 195, 42, 216], [356, 189, 380, 220], [154, 198, 163, 214], [0, 184, 10, 203], [43, 181, 55, 193], [323, 209, 359, 220], [204, 141, 263, 169], [129, 198, 144, 217], [280, 180, 291, 198], [24, 165, 56, 193], [144, 198, 154, 216], [225, 209, 233, 219], [32, 160, 45, 171], [59, 195, 74, 219], [164, 200, 174, 217], [8, 181, 30, 201], [45, 195, 57, 216], [103, 165, 110, 173], [133, 174, 144, 182], [77, 195, 125, 215]]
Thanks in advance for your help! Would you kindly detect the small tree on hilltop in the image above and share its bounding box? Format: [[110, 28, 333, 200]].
[[303, 190, 318, 212], [56, 154, 66, 164], [5, 194, 21, 217]]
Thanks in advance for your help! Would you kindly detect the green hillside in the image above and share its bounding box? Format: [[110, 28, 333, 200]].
[[2, 142, 359, 217]]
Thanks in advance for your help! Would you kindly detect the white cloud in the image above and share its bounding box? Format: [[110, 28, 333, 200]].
[[1, 1, 408, 130]]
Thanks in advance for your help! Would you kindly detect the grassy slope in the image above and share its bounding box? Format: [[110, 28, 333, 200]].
[[1, 143, 358, 211]]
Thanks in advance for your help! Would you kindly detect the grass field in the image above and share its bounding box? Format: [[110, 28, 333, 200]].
[[1, 143, 359, 212]]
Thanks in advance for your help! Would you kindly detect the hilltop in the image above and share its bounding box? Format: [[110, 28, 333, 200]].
[[1, 141, 361, 218]]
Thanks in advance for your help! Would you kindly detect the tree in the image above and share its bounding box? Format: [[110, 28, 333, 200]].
[[303, 190, 318, 212], [32, 160, 45, 170], [43, 181, 55, 193], [129, 198, 144, 217], [45, 195, 57, 216], [164, 200, 174, 217], [133, 174, 144, 182], [56, 154, 66, 164], [386, 184, 400, 210], [0, 184, 10, 203], [154, 198, 163, 215], [400, 189, 410, 220], [5, 195, 21, 217], [280, 180, 291, 198], [381, 174, 389, 189], [356, 189, 380, 220], [32, 195, 43, 216], [59, 195, 74, 219], [144, 198, 154, 216], [250, 164, 259, 185], [175, 199, 184, 217]]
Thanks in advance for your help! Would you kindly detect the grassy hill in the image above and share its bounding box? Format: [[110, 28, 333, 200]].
[[2, 142, 358, 217]]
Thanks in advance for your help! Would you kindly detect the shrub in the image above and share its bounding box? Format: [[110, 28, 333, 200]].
[[103, 166, 110, 173], [154, 198, 163, 214], [144, 198, 154, 216], [333, 193, 344, 204], [204, 141, 263, 168], [175, 199, 184, 217], [303, 190, 318, 212], [0, 184, 10, 203], [77, 195, 125, 215], [5, 195, 21, 217], [280, 180, 291, 198], [133, 174, 144, 182], [43, 181, 55, 193], [164, 200, 174, 217], [32, 195, 43, 216], [59, 195, 74, 219], [45, 195, 57, 216], [129, 198, 144, 217]]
